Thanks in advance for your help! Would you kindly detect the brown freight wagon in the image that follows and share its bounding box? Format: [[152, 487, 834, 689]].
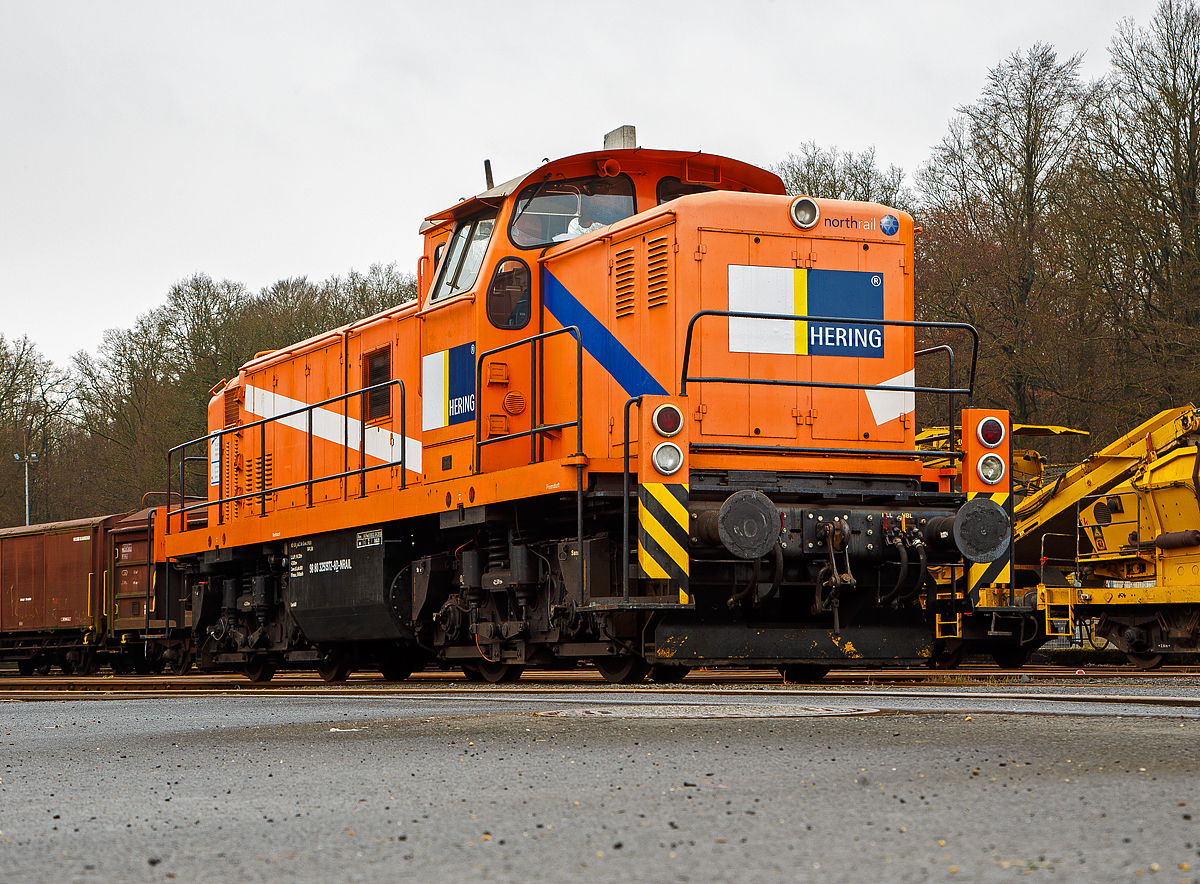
[[0, 508, 188, 675]]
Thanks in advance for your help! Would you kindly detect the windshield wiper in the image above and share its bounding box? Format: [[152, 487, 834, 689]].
[[510, 173, 552, 229]]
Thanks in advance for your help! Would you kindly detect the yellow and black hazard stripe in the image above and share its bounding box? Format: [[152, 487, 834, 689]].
[[967, 491, 1011, 596], [638, 482, 690, 603]]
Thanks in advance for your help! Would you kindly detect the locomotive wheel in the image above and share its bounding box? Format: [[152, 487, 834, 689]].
[[244, 658, 276, 683], [73, 653, 99, 677], [460, 665, 485, 682], [109, 657, 134, 675], [170, 654, 194, 676], [991, 648, 1031, 670], [476, 661, 524, 683], [595, 656, 650, 684], [17, 659, 35, 676], [34, 659, 52, 676], [378, 659, 413, 682], [649, 664, 691, 684], [1125, 651, 1165, 670], [778, 664, 831, 684], [317, 659, 352, 683]]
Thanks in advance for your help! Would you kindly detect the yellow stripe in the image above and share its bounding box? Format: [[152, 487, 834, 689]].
[[642, 513, 690, 574], [442, 350, 450, 426], [644, 482, 690, 528], [638, 539, 669, 579], [793, 268, 808, 355]]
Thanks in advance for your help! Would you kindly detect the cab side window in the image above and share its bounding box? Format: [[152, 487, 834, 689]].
[[363, 347, 391, 420], [657, 176, 714, 204], [431, 211, 498, 302], [487, 259, 531, 330]]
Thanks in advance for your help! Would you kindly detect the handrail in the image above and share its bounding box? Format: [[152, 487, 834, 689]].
[[622, 396, 643, 601], [679, 311, 980, 404], [915, 344, 956, 454], [166, 378, 407, 534], [474, 326, 584, 468]]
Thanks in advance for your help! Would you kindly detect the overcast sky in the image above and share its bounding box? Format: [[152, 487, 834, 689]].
[[0, 0, 1163, 366]]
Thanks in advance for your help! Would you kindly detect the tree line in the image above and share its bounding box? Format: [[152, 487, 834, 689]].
[[0, 265, 416, 527], [2, 0, 1197, 526]]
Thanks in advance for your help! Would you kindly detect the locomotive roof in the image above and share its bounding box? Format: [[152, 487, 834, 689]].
[[419, 148, 786, 230]]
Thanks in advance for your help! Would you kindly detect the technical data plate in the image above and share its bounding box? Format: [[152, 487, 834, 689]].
[[535, 704, 879, 720]]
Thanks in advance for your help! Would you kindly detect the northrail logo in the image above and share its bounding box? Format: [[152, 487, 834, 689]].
[[727, 266, 885, 358], [820, 214, 897, 237], [822, 214, 899, 236]]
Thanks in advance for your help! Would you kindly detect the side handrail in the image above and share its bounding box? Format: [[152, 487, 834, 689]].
[[679, 310, 980, 402], [474, 326, 584, 469], [915, 344, 956, 454], [622, 396, 643, 601], [167, 378, 407, 534]]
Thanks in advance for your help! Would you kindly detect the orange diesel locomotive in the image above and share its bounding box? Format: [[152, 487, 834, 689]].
[[161, 130, 1023, 683]]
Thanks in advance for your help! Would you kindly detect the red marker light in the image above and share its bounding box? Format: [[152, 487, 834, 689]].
[[651, 404, 683, 437], [977, 417, 1005, 448]]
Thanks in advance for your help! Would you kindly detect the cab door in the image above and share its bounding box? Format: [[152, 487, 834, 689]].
[[475, 257, 538, 474]]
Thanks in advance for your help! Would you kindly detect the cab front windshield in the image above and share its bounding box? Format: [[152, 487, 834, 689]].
[[508, 175, 636, 248]]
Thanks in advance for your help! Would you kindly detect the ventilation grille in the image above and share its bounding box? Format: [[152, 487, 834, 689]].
[[614, 248, 636, 318], [224, 389, 240, 428], [1093, 501, 1112, 525], [222, 435, 240, 521], [646, 237, 670, 308], [503, 391, 526, 415], [246, 454, 274, 494]]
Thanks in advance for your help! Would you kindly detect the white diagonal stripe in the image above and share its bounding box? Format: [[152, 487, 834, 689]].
[[864, 370, 915, 427], [245, 385, 422, 474]]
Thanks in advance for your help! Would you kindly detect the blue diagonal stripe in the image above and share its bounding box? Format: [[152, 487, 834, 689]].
[[542, 268, 668, 397]]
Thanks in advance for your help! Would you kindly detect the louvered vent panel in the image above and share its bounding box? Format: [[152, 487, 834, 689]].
[[614, 248, 636, 317], [224, 389, 240, 428], [223, 435, 241, 521], [245, 454, 274, 493], [646, 237, 670, 308], [245, 453, 274, 514]]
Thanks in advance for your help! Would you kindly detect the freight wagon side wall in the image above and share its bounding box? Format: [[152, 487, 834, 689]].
[[0, 523, 101, 633], [44, 527, 96, 629], [0, 534, 45, 631]]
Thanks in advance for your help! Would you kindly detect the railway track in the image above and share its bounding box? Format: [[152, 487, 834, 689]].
[[0, 664, 1197, 696]]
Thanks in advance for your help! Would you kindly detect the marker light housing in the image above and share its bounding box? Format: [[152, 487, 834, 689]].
[[977, 416, 1006, 448], [790, 197, 820, 229], [977, 453, 1006, 485], [652, 442, 684, 476], [651, 403, 683, 437]]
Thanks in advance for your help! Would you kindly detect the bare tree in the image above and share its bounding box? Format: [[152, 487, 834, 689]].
[[917, 44, 1095, 427], [1082, 0, 1200, 412], [772, 143, 917, 214], [0, 336, 73, 526]]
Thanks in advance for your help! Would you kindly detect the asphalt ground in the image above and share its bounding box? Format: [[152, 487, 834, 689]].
[[2, 686, 1199, 883]]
